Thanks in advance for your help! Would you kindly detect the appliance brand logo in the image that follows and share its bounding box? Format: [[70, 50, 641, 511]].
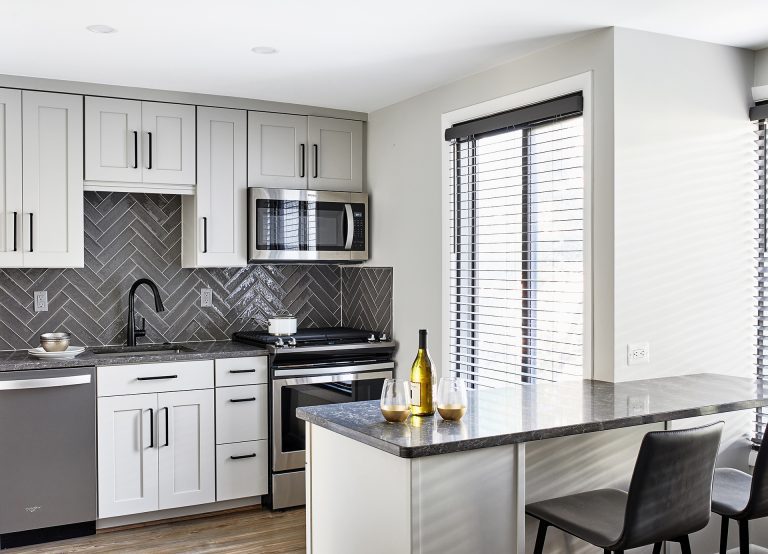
[[25, 506, 41, 513]]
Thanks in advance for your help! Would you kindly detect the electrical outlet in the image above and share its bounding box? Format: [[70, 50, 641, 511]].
[[627, 343, 650, 365], [200, 288, 213, 308], [34, 291, 48, 312]]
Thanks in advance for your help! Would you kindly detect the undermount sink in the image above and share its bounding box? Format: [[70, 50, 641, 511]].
[[91, 344, 195, 357]]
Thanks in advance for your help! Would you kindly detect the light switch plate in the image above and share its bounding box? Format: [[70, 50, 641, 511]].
[[34, 291, 48, 312], [627, 343, 650, 365], [201, 288, 213, 308]]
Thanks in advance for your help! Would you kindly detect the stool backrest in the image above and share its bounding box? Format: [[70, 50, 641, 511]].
[[747, 438, 768, 518], [620, 422, 723, 549]]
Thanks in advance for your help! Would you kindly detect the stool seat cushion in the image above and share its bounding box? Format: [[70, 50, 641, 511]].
[[712, 468, 752, 517], [526, 488, 627, 548]]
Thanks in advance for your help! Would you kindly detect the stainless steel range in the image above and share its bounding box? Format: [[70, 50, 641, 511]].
[[233, 327, 396, 509]]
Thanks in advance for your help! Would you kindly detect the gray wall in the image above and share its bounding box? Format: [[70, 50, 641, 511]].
[[0, 192, 392, 350], [366, 26, 761, 553], [366, 28, 616, 378]]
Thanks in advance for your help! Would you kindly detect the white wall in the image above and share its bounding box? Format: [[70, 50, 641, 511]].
[[366, 28, 615, 378]]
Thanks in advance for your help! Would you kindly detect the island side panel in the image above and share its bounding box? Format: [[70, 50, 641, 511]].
[[411, 443, 523, 553], [306, 424, 412, 554]]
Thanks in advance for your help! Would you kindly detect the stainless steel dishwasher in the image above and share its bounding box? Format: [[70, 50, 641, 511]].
[[0, 366, 97, 549]]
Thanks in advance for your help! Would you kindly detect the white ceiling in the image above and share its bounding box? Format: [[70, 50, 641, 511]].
[[3, 0, 768, 113]]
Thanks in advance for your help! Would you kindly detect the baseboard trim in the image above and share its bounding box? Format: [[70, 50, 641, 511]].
[[96, 497, 262, 530]]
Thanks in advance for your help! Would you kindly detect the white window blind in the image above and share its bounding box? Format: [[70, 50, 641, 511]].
[[754, 107, 768, 445], [448, 94, 585, 388]]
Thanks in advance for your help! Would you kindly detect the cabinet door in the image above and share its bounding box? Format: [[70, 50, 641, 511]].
[[97, 394, 159, 519], [184, 107, 247, 267], [308, 116, 363, 192], [0, 89, 22, 267], [85, 97, 142, 183], [22, 91, 84, 268], [158, 389, 216, 510], [248, 112, 307, 189], [142, 102, 196, 185]]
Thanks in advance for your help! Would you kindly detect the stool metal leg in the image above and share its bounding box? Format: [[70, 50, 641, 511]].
[[653, 542, 662, 554], [679, 535, 692, 554], [533, 521, 548, 554], [720, 516, 729, 554], [739, 519, 750, 554]]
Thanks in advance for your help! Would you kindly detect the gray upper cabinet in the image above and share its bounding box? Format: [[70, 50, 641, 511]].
[[248, 112, 363, 192], [308, 116, 363, 192], [85, 98, 196, 194], [248, 112, 308, 190], [0, 88, 23, 267], [0, 89, 83, 269], [182, 107, 247, 268]]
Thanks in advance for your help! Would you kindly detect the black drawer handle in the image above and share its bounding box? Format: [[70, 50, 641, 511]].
[[149, 408, 154, 448], [229, 369, 256, 374], [229, 397, 256, 403], [230, 453, 256, 460], [137, 375, 178, 381]]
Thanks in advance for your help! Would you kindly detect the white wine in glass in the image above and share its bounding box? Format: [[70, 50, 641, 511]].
[[380, 379, 411, 423], [437, 377, 468, 421]]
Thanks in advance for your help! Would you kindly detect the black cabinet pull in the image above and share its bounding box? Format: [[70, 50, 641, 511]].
[[163, 406, 170, 447], [202, 217, 208, 253], [12, 211, 17, 252], [230, 453, 256, 460], [229, 397, 256, 403], [132, 131, 138, 169], [229, 369, 256, 374], [28, 213, 33, 253], [147, 132, 153, 169], [299, 143, 305, 178], [149, 408, 154, 448], [312, 144, 318, 178], [137, 375, 178, 381]]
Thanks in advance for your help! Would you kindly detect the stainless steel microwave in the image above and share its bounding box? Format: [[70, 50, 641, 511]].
[[248, 188, 368, 262]]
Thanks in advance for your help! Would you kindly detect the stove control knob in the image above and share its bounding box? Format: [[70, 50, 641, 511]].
[[274, 337, 285, 348], [286, 336, 297, 347], [368, 333, 377, 343], [379, 332, 389, 342]]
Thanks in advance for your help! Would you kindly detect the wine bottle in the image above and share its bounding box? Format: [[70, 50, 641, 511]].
[[410, 329, 435, 416]]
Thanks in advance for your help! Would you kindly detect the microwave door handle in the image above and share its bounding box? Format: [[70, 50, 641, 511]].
[[344, 203, 354, 250]]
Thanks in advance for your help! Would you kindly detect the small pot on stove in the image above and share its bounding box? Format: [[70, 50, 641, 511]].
[[268, 312, 297, 336]]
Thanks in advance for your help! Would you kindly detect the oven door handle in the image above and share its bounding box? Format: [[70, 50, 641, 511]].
[[272, 362, 394, 379], [343, 203, 354, 251]]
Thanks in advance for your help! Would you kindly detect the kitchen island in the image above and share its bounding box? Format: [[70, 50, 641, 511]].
[[297, 374, 768, 554]]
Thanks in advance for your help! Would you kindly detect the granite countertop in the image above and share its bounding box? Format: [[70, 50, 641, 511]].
[[0, 341, 269, 372], [297, 373, 768, 458]]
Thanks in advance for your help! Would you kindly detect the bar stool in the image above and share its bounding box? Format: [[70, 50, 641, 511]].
[[526, 422, 723, 554], [712, 440, 768, 554]]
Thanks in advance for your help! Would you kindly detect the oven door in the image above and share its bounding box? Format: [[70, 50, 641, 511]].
[[248, 188, 363, 262], [272, 366, 392, 472]]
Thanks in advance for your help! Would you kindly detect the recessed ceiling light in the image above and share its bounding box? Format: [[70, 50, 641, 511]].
[[86, 24, 117, 34], [251, 46, 278, 55]]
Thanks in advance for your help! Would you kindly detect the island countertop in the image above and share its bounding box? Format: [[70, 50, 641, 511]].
[[296, 373, 768, 458]]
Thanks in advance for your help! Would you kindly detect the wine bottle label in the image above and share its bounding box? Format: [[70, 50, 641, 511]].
[[410, 382, 421, 406]]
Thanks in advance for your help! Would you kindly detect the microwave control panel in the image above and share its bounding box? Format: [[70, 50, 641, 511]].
[[351, 204, 366, 251]]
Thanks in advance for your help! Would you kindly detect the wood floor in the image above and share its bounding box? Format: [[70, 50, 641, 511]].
[[12, 507, 306, 554]]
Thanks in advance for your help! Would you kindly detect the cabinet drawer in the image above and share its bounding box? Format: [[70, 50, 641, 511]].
[[216, 441, 268, 501], [97, 361, 214, 397], [215, 357, 268, 387], [215, 384, 268, 444]]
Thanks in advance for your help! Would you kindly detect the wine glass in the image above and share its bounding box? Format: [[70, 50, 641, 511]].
[[437, 377, 468, 421], [380, 379, 411, 422]]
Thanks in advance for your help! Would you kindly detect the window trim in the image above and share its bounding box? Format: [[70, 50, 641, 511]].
[[440, 73, 594, 381]]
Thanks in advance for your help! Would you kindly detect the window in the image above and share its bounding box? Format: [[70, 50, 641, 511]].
[[753, 102, 768, 444], [447, 93, 585, 387]]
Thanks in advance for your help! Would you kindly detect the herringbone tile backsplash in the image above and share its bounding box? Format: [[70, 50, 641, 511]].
[[0, 192, 392, 351]]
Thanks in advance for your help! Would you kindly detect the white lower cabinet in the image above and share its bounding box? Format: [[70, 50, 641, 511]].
[[214, 357, 269, 501], [216, 441, 269, 502], [97, 393, 159, 519], [158, 389, 216, 510], [97, 362, 216, 519]]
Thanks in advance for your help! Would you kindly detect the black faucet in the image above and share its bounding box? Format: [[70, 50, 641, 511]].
[[127, 278, 165, 346]]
